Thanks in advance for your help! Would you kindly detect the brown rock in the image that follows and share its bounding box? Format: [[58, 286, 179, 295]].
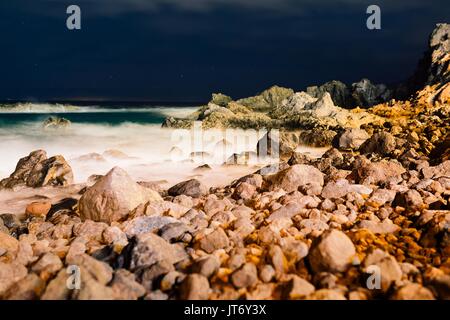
[[78, 167, 162, 223], [168, 179, 208, 198], [0, 262, 28, 297], [390, 283, 435, 300], [2, 273, 46, 300], [25, 201, 51, 218], [180, 274, 210, 300], [308, 230, 356, 273], [130, 233, 188, 270], [363, 249, 402, 292], [0, 232, 19, 257], [359, 132, 396, 156], [231, 263, 258, 288], [111, 269, 146, 300], [287, 275, 315, 299], [198, 228, 230, 254], [266, 164, 324, 193]]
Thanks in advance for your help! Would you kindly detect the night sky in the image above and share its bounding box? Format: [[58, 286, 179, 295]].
[[0, 0, 449, 103]]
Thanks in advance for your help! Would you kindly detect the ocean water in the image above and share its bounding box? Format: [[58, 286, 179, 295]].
[[0, 103, 329, 214], [0, 103, 271, 186]]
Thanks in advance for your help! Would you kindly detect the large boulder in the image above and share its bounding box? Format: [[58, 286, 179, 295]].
[[0, 150, 73, 189], [78, 167, 163, 223], [266, 164, 324, 193]]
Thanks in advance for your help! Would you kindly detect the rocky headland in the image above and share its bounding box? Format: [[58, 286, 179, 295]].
[[0, 24, 449, 300]]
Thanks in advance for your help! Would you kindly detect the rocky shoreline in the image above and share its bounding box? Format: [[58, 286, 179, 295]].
[[0, 24, 449, 300]]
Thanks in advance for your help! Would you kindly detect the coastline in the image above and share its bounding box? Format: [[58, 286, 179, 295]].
[[0, 23, 449, 301]]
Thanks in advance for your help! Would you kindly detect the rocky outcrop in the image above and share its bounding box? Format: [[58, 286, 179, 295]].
[[307, 79, 392, 108], [237, 86, 294, 112], [398, 23, 450, 104], [0, 150, 73, 189]]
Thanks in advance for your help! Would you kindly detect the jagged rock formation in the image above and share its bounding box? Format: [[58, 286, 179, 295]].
[[307, 79, 392, 108], [0, 150, 73, 189], [42, 116, 71, 130], [398, 23, 450, 104]]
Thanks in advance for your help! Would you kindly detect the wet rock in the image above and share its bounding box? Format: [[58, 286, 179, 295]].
[[79, 167, 162, 223], [179, 274, 210, 300], [43, 116, 71, 130], [0, 214, 21, 230], [198, 228, 230, 254], [308, 230, 356, 273], [231, 262, 258, 288], [168, 179, 208, 198], [0, 150, 73, 189], [266, 164, 324, 193]]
